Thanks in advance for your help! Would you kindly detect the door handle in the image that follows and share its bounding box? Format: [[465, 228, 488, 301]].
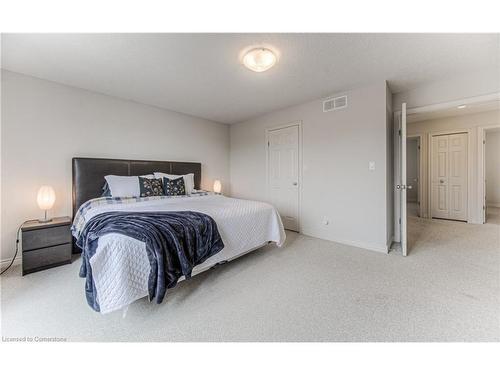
[[292, 182, 298, 186], [407, 185, 413, 190], [440, 179, 445, 183]]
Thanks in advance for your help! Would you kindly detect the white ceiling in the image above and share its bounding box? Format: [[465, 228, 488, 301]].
[[407, 99, 500, 123], [2, 33, 499, 124]]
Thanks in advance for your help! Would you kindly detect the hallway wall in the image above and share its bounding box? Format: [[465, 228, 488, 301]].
[[485, 129, 500, 207]]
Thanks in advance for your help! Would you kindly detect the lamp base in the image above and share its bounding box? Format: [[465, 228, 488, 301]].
[[38, 210, 52, 223]]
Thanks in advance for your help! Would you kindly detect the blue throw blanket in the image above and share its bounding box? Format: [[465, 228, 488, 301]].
[[76, 211, 224, 312]]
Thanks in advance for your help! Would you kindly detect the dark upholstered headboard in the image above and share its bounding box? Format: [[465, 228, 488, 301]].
[[72, 157, 202, 217]]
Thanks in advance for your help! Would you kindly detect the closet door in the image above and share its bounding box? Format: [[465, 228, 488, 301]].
[[431, 135, 450, 219], [448, 133, 468, 221], [431, 133, 468, 221]]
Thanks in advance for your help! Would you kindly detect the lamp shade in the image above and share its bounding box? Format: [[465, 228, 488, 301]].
[[213, 180, 222, 194], [37, 185, 56, 210]]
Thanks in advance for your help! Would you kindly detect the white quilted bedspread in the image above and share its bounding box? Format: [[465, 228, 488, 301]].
[[79, 195, 286, 313]]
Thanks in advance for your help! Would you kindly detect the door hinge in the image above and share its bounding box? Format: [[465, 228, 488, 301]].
[[399, 218, 401, 224], [418, 145, 421, 150], [483, 140, 486, 144], [398, 129, 401, 136], [267, 141, 270, 147]]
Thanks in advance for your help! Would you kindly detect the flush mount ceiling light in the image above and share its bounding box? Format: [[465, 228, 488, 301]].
[[242, 47, 277, 72], [457, 104, 467, 109]]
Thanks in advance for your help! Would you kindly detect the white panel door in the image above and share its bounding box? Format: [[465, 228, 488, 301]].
[[448, 133, 468, 220], [431, 135, 450, 219], [431, 133, 467, 221], [268, 125, 299, 231], [400, 103, 408, 256]]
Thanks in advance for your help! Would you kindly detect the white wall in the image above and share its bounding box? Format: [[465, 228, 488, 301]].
[[485, 130, 500, 206], [1, 70, 230, 265], [230, 82, 391, 252], [407, 109, 500, 223], [409, 110, 500, 135], [393, 69, 500, 110]]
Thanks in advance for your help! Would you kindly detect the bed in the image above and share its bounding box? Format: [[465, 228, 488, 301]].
[[72, 157, 286, 313]]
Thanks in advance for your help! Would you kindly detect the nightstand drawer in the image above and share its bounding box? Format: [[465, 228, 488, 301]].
[[23, 243, 72, 274], [22, 225, 72, 251]]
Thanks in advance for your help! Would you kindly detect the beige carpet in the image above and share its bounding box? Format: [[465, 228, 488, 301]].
[[1, 217, 499, 342]]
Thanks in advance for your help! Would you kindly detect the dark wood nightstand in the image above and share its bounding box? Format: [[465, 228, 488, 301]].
[[21, 216, 72, 275]]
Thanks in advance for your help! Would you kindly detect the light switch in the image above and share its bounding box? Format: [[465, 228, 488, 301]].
[[369, 161, 376, 171]]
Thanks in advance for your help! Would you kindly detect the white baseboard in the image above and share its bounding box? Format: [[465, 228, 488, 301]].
[[331, 238, 389, 254], [0, 255, 22, 271], [301, 230, 389, 254]]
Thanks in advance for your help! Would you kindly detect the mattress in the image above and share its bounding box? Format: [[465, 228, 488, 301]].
[[74, 194, 286, 313]]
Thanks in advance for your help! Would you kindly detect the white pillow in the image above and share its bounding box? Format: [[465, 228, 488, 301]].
[[153, 172, 194, 194], [104, 174, 154, 197]]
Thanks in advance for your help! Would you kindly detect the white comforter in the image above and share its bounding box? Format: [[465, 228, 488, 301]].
[[77, 194, 286, 313]]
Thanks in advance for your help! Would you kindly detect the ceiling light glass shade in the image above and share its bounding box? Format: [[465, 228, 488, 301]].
[[37, 185, 56, 210], [242, 48, 277, 72]]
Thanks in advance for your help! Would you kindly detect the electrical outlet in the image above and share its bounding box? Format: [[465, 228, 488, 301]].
[[369, 161, 376, 171], [322, 217, 329, 225]]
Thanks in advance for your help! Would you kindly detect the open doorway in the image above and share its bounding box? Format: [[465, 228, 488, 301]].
[[394, 94, 500, 256]]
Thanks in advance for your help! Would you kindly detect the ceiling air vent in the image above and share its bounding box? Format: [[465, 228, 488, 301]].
[[323, 95, 348, 112]]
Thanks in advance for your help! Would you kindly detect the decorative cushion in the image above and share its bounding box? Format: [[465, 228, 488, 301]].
[[163, 177, 186, 196], [139, 177, 164, 197], [104, 174, 155, 197], [154, 172, 194, 194]]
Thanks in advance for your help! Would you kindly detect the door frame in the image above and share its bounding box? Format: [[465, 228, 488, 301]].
[[428, 129, 471, 222], [393, 104, 408, 253], [477, 123, 500, 223], [265, 121, 303, 233], [405, 134, 424, 218], [393, 92, 500, 241]]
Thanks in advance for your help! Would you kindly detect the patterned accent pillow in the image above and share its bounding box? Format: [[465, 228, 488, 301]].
[[139, 177, 164, 197], [163, 177, 186, 196]]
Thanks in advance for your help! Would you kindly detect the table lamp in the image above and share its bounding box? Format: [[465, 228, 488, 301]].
[[213, 180, 222, 194], [37, 185, 56, 223]]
